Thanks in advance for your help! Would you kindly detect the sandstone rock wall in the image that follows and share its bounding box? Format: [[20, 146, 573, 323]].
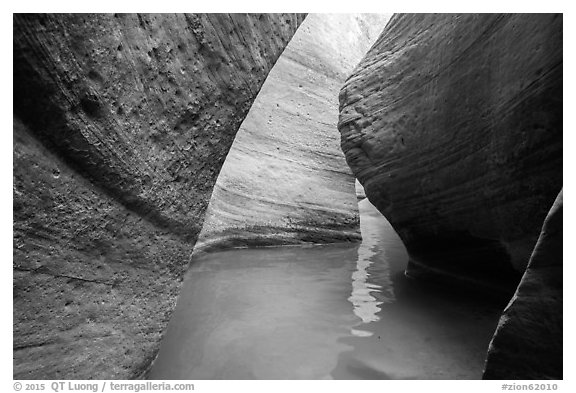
[[338, 14, 562, 293], [13, 13, 305, 379], [483, 190, 563, 380], [194, 13, 391, 252]]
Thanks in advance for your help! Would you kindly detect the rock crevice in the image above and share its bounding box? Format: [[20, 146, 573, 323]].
[[484, 190, 563, 380]]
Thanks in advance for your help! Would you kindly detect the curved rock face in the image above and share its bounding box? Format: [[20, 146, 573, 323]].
[[13, 13, 305, 379], [483, 190, 563, 380], [338, 14, 562, 292], [194, 13, 391, 251]]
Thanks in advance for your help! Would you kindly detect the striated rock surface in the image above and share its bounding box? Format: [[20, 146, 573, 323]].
[[194, 13, 391, 252], [13, 13, 304, 379], [338, 14, 562, 293], [483, 190, 563, 380]]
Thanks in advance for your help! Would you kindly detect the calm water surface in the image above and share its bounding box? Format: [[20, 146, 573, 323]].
[[148, 200, 503, 379]]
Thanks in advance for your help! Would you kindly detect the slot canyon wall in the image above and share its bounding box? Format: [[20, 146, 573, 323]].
[[194, 13, 391, 252], [339, 13, 562, 291], [13, 13, 305, 379], [338, 13, 562, 379], [484, 189, 562, 379]]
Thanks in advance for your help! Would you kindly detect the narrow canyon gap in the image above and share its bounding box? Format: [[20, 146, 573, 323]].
[[149, 13, 510, 380], [193, 13, 392, 252]]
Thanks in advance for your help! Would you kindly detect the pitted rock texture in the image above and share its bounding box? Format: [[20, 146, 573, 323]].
[[483, 190, 562, 380], [339, 14, 562, 293], [14, 13, 305, 239], [13, 13, 304, 379], [194, 14, 391, 252]]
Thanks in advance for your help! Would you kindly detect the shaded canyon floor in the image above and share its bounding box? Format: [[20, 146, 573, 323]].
[[148, 200, 506, 379]]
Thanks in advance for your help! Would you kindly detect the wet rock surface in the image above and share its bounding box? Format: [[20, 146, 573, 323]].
[[338, 14, 562, 292], [13, 13, 304, 379], [194, 14, 391, 252], [483, 190, 563, 380]]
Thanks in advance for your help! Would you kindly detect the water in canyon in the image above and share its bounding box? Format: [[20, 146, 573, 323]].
[[148, 199, 504, 379]]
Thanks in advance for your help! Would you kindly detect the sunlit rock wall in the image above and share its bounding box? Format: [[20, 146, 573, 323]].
[[338, 14, 562, 293], [195, 13, 391, 252], [13, 13, 305, 379]]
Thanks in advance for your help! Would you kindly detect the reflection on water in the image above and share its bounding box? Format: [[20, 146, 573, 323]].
[[348, 200, 395, 336], [148, 199, 504, 380]]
